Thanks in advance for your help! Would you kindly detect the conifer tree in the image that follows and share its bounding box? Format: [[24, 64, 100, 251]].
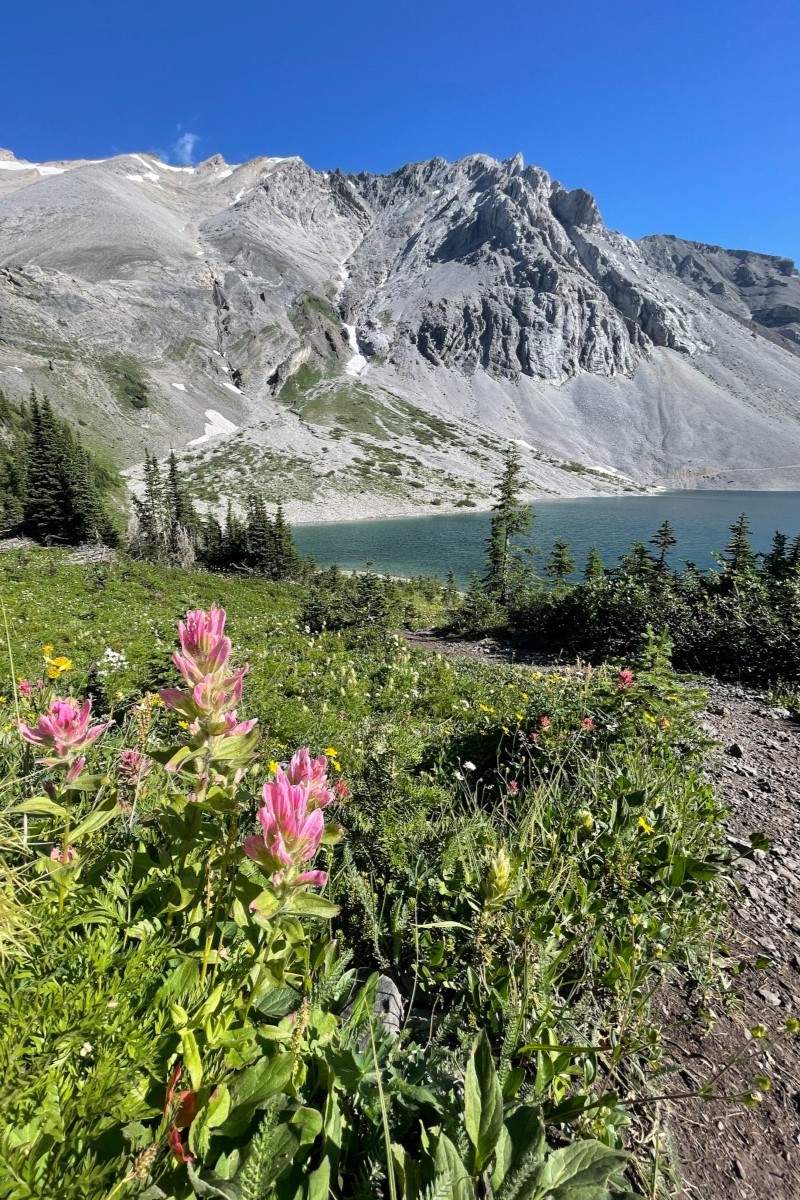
[[24, 394, 67, 542], [763, 531, 789, 579], [273, 502, 299, 580], [484, 445, 532, 604], [616, 540, 654, 582], [246, 495, 275, 575], [545, 537, 575, 585], [223, 500, 248, 567], [723, 513, 755, 576], [650, 519, 677, 572], [165, 450, 195, 551], [583, 545, 605, 582]]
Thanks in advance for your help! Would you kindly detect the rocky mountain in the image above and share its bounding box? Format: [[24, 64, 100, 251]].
[[1, 146, 799, 520]]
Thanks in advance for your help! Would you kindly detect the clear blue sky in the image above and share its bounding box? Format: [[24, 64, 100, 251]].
[[4, 0, 799, 262]]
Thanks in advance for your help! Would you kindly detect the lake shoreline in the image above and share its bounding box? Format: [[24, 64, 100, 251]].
[[292, 491, 800, 585]]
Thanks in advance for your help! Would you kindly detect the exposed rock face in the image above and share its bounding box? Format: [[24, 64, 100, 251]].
[[640, 234, 800, 353], [1, 145, 799, 515]]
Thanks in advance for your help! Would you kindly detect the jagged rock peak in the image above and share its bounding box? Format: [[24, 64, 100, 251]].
[[549, 182, 601, 228]]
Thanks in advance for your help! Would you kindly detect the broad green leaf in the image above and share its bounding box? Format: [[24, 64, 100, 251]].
[[206, 1083, 231, 1130], [535, 1140, 628, 1198], [320, 822, 345, 845], [69, 794, 119, 841], [306, 1158, 331, 1200], [464, 1031, 504, 1172], [10, 796, 66, 818], [180, 1029, 203, 1091], [283, 892, 340, 919], [492, 1123, 513, 1191], [218, 1053, 293, 1137], [433, 1132, 475, 1200]]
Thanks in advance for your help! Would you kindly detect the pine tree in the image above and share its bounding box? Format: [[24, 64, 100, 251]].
[[246, 495, 275, 575], [763, 531, 789, 579], [24, 394, 67, 542], [131, 452, 166, 559], [545, 537, 575, 585], [223, 500, 248, 567], [165, 451, 195, 551], [484, 445, 532, 604], [272, 502, 299, 580], [583, 545, 605, 582], [723, 513, 755, 576], [650, 519, 677, 572], [616, 540, 655, 582]]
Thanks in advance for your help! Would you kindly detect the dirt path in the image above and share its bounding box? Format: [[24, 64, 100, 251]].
[[404, 632, 800, 1199], [667, 679, 800, 1200]]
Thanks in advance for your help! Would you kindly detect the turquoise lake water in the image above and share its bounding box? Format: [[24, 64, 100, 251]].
[[293, 492, 800, 584]]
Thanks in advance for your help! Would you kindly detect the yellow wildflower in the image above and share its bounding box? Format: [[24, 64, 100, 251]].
[[0, 697, 6, 705], [178, 720, 189, 730], [46, 656, 73, 680], [42, 644, 54, 658], [479, 703, 495, 714], [324, 746, 339, 758], [638, 816, 655, 835], [268, 759, 280, 774]]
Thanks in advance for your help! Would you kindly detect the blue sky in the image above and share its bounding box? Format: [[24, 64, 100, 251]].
[[4, 0, 799, 261]]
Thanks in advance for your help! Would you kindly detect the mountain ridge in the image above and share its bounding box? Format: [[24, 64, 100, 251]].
[[1, 146, 799, 521]]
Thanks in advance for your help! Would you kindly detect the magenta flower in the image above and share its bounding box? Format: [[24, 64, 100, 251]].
[[18, 680, 32, 699], [508, 780, 519, 795], [50, 844, 78, 864], [540, 716, 552, 729], [118, 748, 150, 780], [617, 669, 635, 691], [582, 717, 596, 730], [173, 605, 232, 684], [244, 772, 328, 889], [222, 712, 258, 737], [281, 748, 334, 809], [334, 779, 350, 801], [19, 698, 112, 759]]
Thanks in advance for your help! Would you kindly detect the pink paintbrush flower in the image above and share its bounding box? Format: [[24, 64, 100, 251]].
[[173, 605, 232, 684], [244, 772, 327, 888], [118, 748, 151, 780], [50, 844, 78, 864], [617, 668, 635, 691], [19, 697, 112, 758], [281, 748, 334, 809]]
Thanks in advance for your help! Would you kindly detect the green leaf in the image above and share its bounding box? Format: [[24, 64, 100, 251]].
[[69, 794, 119, 841], [306, 1159, 331, 1200], [209, 729, 259, 761], [320, 823, 345, 845], [492, 1124, 513, 1191], [535, 1140, 628, 1198], [10, 796, 66, 818], [433, 1133, 475, 1200], [180, 1029, 203, 1092], [218, 1053, 294, 1137], [283, 892, 340, 919], [206, 1083, 231, 1130], [464, 1030, 504, 1172]]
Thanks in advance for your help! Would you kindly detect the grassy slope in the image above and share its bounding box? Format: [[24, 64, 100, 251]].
[[0, 551, 733, 1195]]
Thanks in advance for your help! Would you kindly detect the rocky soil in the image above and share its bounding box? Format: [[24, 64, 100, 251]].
[[404, 632, 800, 1199], [668, 679, 800, 1200]]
